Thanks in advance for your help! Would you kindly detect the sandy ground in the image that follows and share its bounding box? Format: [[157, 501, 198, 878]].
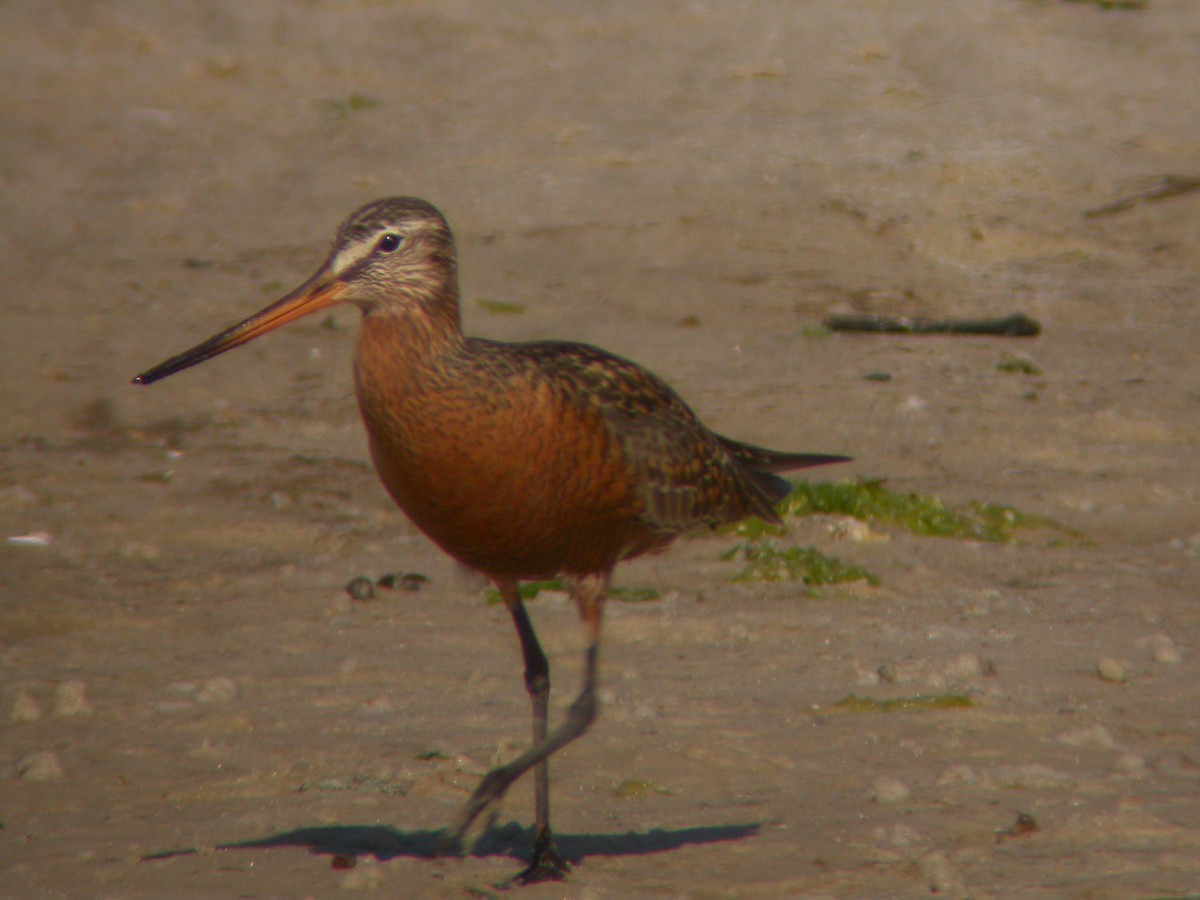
[[3, 2, 1200, 897]]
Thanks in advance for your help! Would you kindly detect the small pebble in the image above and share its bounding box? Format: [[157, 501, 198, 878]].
[[376, 571, 430, 592], [829, 517, 889, 543], [944, 653, 984, 681], [345, 576, 375, 601], [1143, 634, 1183, 665], [1153, 644, 1182, 665], [855, 667, 882, 687], [1113, 752, 1148, 777], [15, 750, 65, 781], [997, 812, 1040, 841], [361, 696, 394, 716], [204, 51, 242, 78], [195, 677, 239, 704], [53, 679, 93, 716], [985, 764, 1073, 790], [1058, 723, 1117, 749], [935, 764, 978, 787], [871, 775, 911, 804], [632, 700, 658, 721], [11, 689, 43, 722], [7, 531, 53, 546], [1096, 657, 1127, 683], [398, 572, 428, 592], [916, 850, 965, 893], [120, 540, 161, 561]]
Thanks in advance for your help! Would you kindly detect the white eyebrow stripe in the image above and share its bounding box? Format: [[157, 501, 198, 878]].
[[331, 237, 377, 276]]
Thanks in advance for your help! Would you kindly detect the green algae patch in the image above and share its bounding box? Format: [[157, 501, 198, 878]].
[[819, 693, 975, 714], [997, 353, 1041, 375], [320, 94, 383, 117], [414, 749, 450, 761], [613, 779, 671, 799], [476, 299, 527, 315], [779, 479, 1058, 543], [722, 541, 880, 591], [610, 586, 662, 603], [722, 516, 789, 540]]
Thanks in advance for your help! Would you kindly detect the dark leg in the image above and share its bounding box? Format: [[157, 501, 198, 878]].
[[441, 572, 609, 884], [502, 582, 570, 881]]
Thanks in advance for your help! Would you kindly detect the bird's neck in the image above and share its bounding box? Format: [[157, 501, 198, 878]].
[[352, 296, 468, 415]]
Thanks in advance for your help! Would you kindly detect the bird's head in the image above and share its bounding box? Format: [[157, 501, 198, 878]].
[[133, 197, 460, 385]]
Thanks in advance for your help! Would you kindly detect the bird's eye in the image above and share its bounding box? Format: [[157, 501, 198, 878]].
[[377, 233, 402, 253]]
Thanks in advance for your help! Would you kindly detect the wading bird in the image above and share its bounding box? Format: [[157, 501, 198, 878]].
[[133, 197, 848, 882]]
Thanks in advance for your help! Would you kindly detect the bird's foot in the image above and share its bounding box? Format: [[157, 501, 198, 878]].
[[514, 830, 571, 885], [437, 768, 510, 858]]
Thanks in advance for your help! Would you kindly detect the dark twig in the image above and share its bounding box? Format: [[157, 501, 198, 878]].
[[1083, 175, 1200, 218], [824, 313, 1040, 338]]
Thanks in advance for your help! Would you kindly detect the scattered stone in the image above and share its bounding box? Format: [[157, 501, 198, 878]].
[[916, 850, 965, 893], [1058, 723, 1117, 749], [361, 696, 394, 716], [631, 700, 658, 720], [11, 689, 43, 722], [15, 750, 64, 781], [6, 531, 53, 546], [376, 572, 430, 592], [1096, 657, 1128, 683], [153, 699, 196, 713], [883, 823, 923, 848], [119, 540, 161, 561], [829, 517, 889, 543], [1153, 643, 1182, 665], [52, 679, 92, 716], [1113, 752, 1148, 777], [997, 812, 1039, 841], [195, 677, 239, 704], [985, 764, 1074, 790], [1138, 634, 1183, 665], [398, 572, 428, 592], [935, 764, 978, 787], [944, 653, 984, 681], [345, 576, 374, 601], [855, 666, 882, 687], [871, 775, 911, 804]]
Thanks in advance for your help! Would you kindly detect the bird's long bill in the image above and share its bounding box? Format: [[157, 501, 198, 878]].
[[132, 270, 346, 385]]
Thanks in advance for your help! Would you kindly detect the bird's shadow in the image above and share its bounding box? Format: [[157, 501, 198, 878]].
[[144, 820, 760, 869]]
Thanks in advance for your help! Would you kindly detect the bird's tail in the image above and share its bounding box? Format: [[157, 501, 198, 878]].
[[719, 435, 850, 475], [718, 435, 851, 523]]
